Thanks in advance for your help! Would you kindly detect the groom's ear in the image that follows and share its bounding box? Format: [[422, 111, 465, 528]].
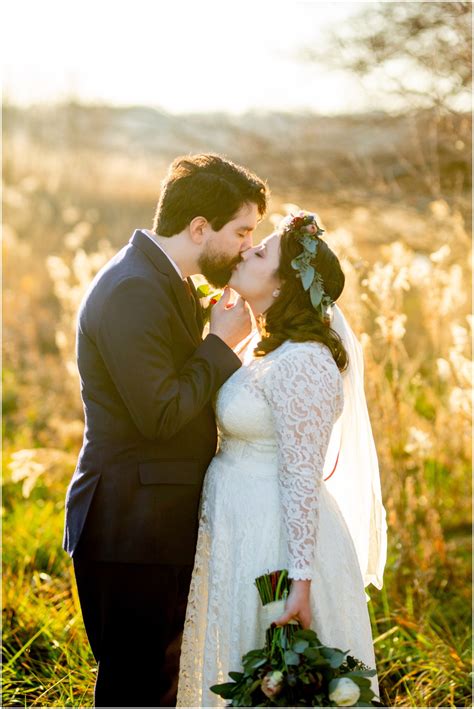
[[189, 216, 208, 245]]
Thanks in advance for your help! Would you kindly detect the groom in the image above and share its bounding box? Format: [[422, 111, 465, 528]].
[[63, 153, 268, 707]]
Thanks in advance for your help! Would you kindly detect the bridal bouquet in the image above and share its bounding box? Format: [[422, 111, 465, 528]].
[[210, 570, 378, 707]]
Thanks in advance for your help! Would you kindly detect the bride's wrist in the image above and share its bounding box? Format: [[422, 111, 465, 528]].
[[291, 578, 311, 593]]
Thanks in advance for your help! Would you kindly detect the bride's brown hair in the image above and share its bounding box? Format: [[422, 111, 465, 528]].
[[254, 226, 349, 372]]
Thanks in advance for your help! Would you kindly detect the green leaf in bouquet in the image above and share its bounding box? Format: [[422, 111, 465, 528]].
[[210, 681, 237, 698], [342, 675, 372, 688], [293, 628, 320, 643], [321, 646, 349, 668], [245, 658, 268, 672], [358, 687, 376, 702], [350, 677, 372, 689], [302, 647, 325, 662], [314, 692, 327, 705], [344, 669, 377, 678], [228, 671, 244, 681], [248, 678, 262, 692], [242, 649, 267, 661], [292, 639, 309, 653], [284, 650, 301, 666], [359, 685, 377, 698], [242, 650, 268, 672]]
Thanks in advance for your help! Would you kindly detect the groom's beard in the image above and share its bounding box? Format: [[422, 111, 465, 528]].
[[198, 250, 242, 288]]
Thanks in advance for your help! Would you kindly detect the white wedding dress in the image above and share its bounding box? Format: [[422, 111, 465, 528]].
[[176, 333, 380, 707]]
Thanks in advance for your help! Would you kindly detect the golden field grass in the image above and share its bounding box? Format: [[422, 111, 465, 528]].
[[2, 124, 472, 708]]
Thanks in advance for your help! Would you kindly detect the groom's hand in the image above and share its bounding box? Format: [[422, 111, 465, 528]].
[[209, 286, 252, 350]]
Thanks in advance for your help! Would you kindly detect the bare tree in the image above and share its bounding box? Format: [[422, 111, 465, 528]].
[[303, 2, 472, 114]]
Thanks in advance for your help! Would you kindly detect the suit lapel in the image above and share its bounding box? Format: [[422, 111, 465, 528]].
[[129, 230, 202, 343], [187, 277, 204, 333]]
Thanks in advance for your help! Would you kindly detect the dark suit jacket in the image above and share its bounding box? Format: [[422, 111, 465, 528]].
[[63, 229, 241, 564]]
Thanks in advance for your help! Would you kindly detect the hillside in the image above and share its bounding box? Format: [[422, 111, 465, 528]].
[[4, 103, 471, 217]]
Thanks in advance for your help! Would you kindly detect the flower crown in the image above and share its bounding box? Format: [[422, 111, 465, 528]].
[[278, 211, 334, 321]]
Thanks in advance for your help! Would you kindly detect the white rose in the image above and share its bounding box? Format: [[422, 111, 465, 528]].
[[261, 670, 284, 698], [267, 670, 283, 691], [328, 677, 361, 706]]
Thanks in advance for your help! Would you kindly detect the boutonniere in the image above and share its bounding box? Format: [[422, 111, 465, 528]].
[[196, 283, 223, 325]]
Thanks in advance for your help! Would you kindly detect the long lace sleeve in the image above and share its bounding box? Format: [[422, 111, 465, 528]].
[[262, 344, 344, 580]]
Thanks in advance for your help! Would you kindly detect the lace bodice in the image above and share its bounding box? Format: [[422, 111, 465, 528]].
[[215, 339, 344, 580]]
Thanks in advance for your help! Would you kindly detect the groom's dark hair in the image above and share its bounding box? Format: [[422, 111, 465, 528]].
[[153, 153, 268, 236]]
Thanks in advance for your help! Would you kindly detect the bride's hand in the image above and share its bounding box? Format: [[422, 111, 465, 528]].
[[273, 579, 312, 629]]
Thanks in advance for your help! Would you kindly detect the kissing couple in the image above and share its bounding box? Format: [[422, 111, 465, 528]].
[[63, 153, 387, 707]]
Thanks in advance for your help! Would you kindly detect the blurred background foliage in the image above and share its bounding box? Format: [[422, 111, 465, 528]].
[[2, 2, 472, 707]]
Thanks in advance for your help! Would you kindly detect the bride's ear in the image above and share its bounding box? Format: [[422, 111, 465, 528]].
[[189, 216, 208, 245]]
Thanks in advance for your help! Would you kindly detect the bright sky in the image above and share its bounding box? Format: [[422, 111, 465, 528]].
[[3, 1, 383, 114]]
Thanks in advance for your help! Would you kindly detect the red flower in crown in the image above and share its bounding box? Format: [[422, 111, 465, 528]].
[[281, 211, 324, 237], [281, 214, 305, 232]]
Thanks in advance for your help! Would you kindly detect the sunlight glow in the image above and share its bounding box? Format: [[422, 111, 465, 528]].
[[3, 1, 372, 114]]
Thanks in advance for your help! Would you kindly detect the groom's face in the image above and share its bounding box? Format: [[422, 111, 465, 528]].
[[198, 202, 258, 288]]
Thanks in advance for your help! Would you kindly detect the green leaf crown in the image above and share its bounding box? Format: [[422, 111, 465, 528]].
[[278, 211, 334, 321]]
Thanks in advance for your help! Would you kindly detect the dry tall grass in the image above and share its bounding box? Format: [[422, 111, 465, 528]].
[[2, 120, 472, 707]]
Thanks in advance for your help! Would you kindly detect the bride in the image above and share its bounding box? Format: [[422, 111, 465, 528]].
[[176, 211, 387, 707]]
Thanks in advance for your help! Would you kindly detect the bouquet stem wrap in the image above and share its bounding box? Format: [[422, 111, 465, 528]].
[[255, 569, 301, 656]]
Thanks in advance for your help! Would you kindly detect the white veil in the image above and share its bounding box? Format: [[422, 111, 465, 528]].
[[323, 304, 388, 593]]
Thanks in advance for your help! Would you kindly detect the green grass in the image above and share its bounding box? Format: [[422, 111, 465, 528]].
[[2, 479, 95, 707], [2, 469, 471, 708], [368, 561, 472, 707]]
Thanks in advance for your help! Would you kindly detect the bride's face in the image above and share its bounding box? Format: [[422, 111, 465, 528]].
[[229, 232, 281, 304]]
